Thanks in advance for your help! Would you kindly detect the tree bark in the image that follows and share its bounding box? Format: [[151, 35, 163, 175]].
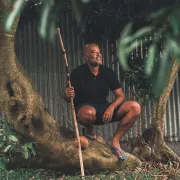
[[132, 59, 180, 162], [151, 58, 180, 162], [0, 1, 141, 173]]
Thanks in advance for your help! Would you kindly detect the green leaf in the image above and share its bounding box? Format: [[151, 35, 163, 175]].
[[24, 143, 32, 148], [0, 143, 4, 149], [4, 0, 25, 32], [145, 45, 157, 76], [121, 36, 133, 45], [39, 1, 52, 39], [49, 19, 56, 41], [166, 37, 180, 57], [0, 160, 6, 169], [71, 1, 84, 23], [4, 145, 11, 153], [168, 15, 179, 36], [131, 26, 152, 41], [148, 8, 167, 20], [8, 135, 18, 142], [24, 143, 36, 156], [118, 43, 129, 70], [152, 46, 172, 97], [126, 40, 141, 53], [118, 23, 133, 71], [81, 0, 91, 3], [22, 146, 29, 159], [120, 22, 133, 39]]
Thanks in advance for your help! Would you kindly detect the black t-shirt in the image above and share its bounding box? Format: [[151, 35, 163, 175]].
[[70, 64, 121, 107]]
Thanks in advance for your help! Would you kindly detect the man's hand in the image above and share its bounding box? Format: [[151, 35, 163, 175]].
[[102, 105, 115, 123], [65, 87, 75, 99]]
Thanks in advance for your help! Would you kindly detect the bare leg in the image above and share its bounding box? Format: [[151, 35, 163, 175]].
[[77, 105, 97, 139], [110, 101, 141, 152]]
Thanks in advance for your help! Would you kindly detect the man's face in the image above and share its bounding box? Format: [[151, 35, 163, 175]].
[[85, 46, 102, 67]]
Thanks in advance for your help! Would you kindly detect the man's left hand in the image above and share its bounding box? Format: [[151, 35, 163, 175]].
[[102, 105, 115, 123]]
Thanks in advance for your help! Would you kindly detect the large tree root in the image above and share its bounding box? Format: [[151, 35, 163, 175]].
[[131, 128, 180, 163], [153, 143, 180, 163], [2, 133, 142, 173]]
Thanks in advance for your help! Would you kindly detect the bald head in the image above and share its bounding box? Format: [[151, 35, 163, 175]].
[[83, 43, 100, 56], [83, 43, 102, 66]]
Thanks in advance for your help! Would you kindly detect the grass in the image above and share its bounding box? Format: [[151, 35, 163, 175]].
[[0, 162, 180, 180], [0, 168, 177, 180], [0, 169, 151, 180]]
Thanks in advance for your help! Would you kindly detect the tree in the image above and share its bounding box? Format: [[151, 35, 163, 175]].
[[1, 0, 180, 172], [0, 0, 141, 173], [118, 2, 180, 162]]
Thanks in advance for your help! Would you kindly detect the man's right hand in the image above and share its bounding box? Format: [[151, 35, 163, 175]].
[[65, 87, 75, 99]]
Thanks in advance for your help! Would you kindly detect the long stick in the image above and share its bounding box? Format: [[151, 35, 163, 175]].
[[57, 28, 85, 178]]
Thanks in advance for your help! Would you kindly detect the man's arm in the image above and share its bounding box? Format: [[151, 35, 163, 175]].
[[109, 88, 125, 109], [102, 88, 125, 123]]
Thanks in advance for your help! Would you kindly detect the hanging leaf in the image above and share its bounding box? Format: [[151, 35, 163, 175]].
[[38, 0, 55, 39], [121, 36, 133, 45], [4, 145, 11, 153], [4, 0, 26, 32], [118, 23, 133, 70], [166, 37, 180, 59], [131, 26, 152, 41], [168, 14, 180, 36], [145, 45, 157, 76], [148, 8, 167, 20], [126, 40, 141, 53], [152, 45, 172, 97], [120, 22, 133, 39], [71, 0, 86, 32]]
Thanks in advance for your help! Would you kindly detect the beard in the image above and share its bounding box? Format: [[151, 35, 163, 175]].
[[88, 58, 102, 67]]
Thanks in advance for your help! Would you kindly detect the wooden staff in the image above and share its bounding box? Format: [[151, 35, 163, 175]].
[[57, 28, 85, 178]]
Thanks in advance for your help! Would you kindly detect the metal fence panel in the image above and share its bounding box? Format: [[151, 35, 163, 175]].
[[14, 15, 180, 142]]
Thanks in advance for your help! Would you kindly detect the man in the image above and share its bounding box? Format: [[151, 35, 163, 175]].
[[64, 43, 141, 160]]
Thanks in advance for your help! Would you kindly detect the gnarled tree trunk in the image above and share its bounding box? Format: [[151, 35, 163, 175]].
[[132, 59, 180, 163], [151, 59, 180, 162], [0, 1, 141, 173]]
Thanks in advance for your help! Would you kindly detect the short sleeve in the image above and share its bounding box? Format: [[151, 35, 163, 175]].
[[108, 68, 121, 91], [70, 70, 77, 88]]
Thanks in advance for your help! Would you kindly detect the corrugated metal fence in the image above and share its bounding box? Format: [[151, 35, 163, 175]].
[[14, 14, 180, 142]]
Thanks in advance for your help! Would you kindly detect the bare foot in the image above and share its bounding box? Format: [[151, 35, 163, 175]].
[[110, 139, 126, 160], [110, 139, 121, 149]]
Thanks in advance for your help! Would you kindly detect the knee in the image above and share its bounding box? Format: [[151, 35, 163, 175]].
[[130, 101, 141, 116], [78, 109, 96, 121]]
